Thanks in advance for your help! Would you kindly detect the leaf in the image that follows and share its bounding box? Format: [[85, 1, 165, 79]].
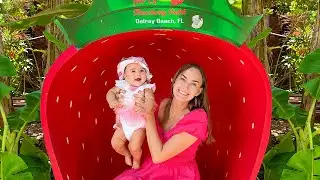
[[291, 107, 308, 127], [7, 91, 41, 130], [315, 160, 320, 176], [6, 172, 34, 180], [299, 48, 320, 74], [20, 137, 51, 180], [43, 30, 67, 51], [272, 87, 296, 120], [0, 82, 14, 101], [19, 155, 51, 180], [264, 132, 295, 180], [20, 136, 49, 163], [281, 169, 308, 180], [2, 4, 89, 30], [276, 133, 296, 153], [1, 152, 33, 180], [281, 150, 320, 180], [302, 77, 320, 100], [7, 109, 24, 130], [314, 135, 320, 146], [247, 27, 272, 48], [0, 55, 16, 76], [264, 152, 295, 180], [264, 132, 295, 164], [287, 150, 312, 173], [20, 91, 41, 123], [272, 150, 295, 163], [315, 145, 320, 159]]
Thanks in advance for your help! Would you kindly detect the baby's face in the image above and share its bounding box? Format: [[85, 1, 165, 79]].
[[124, 63, 147, 87]]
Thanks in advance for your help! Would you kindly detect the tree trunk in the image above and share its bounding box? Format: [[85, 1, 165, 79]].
[[242, 0, 271, 83], [44, 0, 66, 75], [301, 1, 320, 124]]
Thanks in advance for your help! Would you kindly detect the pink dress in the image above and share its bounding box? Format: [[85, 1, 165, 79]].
[[114, 108, 208, 180]]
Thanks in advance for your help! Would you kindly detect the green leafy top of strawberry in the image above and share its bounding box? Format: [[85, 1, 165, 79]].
[[55, 0, 262, 48]]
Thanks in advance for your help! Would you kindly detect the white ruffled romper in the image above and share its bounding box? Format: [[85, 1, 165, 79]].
[[114, 80, 156, 140]]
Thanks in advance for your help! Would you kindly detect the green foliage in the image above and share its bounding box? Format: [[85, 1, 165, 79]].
[[0, 82, 14, 102], [7, 91, 41, 130], [272, 87, 307, 127], [43, 30, 67, 51], [264, 133, 296, 180], [0, 55, 16, 101], [7, 110, 24, 130], [1, 152, 33, 180], [0, 55, 50, 179], [19, 137, 51, 180], [272, 0, 318, 92], [0, 0, 47, 95], [247, 28, 272, 48], [267, 49, 320, 180], [315, 146, 320, 158], [19, 91, 40, 123], [281, 150, 320, 179], [0, 55, 17, 76], [2, 4, 90, 30], [1, 0, 28, 20], [69, 0, 93, 4], [2, 28, 34, 94], [299, 49, 320, 74], [275, 0, 318, 14], [302, 77, 320, 100], [1, 28, 30, 95], [265, 152, 296, 180], [1, 3, 88, 95], [291, 108, 308, 128], [265, 133, 296, 164], [272, 87, 296, 120]]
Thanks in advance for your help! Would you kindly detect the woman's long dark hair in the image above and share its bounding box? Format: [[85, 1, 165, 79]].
[[161, 64, 213, 144]]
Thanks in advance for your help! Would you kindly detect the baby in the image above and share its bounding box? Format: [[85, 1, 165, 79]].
[[107, 56, 156, 169]]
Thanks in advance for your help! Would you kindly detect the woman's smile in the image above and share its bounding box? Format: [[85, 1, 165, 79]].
[[178, 89, 189, 96]]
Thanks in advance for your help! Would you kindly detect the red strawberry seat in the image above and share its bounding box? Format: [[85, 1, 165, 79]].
[[40, 1, 272, 180]]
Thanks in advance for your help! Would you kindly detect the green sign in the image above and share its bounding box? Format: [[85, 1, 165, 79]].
[[55, 0, 262, 48]]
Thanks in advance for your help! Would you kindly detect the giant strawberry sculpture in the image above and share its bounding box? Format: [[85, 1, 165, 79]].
[[41, 0, 271, 179]]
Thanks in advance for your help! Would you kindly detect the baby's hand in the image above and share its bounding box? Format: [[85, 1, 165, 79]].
[[109, 100, 122, 109], [116, 89, 126, 104]]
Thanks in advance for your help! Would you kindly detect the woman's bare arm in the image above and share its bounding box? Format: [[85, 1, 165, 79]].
[[145, 113, 197, 164], [139, 89, 198, 164]]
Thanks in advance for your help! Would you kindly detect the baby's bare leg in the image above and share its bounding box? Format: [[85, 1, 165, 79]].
[[111, 128, 132, 166], [128, 128, 146, 169]]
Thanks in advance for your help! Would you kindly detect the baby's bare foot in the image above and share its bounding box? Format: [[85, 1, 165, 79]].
[[125, 155, 132, 166], [132, 160, 140, 169]]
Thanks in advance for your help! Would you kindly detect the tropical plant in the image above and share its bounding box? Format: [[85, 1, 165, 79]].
[[0, 55, 51, 180], [265, 49, 320, 180]]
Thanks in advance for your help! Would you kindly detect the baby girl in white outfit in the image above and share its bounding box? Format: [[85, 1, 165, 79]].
[[107, 56, 155, 169]]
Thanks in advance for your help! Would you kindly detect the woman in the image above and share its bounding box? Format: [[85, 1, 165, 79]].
[[115, 63, 213, 179]]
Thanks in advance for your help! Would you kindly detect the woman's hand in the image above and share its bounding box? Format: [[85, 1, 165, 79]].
[[134, 89, 155, 115]]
